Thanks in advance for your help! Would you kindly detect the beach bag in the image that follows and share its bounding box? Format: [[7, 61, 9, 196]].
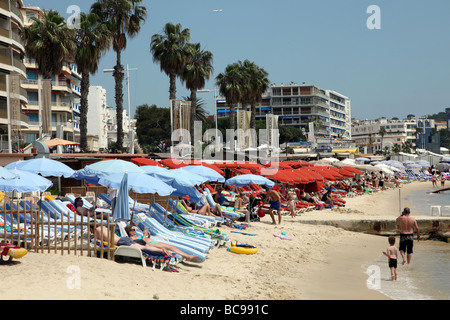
[[257, 207, 265, 218]]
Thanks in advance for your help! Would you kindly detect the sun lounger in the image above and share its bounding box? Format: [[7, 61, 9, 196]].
[[113, 221, 180, 270], [148, 204, 216, 249], [132, 212, 209, 262], [203, 188, 245, 220], [149, 203, 213, 242]]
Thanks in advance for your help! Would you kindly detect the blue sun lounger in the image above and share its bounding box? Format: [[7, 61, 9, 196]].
[[131, 212, 209, 262]]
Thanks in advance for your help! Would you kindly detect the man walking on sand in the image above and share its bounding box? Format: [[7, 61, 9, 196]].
[[396, 207, 420, 265], [264, 187, 282, 225]]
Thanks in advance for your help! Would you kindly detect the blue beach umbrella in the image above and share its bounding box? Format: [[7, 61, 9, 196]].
[[98, 172, 174, 196], [0, 169, 52, 192], [112, 172, 130, 220], [84, 159, 142, 176], [5, 158, 75, 178], [169, 168, 209, 185], [0, 166, 17, 180], [225, 174, 275, 188], [150, 170, 203, 202], [182, 165, 225, 183], [140, 165, 168, 175], [72, 168, 102, 185]]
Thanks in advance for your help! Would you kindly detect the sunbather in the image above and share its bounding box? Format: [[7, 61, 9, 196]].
[[74, 197, 109, 221], [124, 225, 198, 261], [180, 199, 223, 219]]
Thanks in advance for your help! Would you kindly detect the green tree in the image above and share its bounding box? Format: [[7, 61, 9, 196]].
[[392, 144, 401, 154], [151, 22, 191, 101], [182, 96, 209, 124], [25, 10, 76, 80], [91, 0, 147, 152], [24, 10, 76, 138], [240, 60, 269, 129], [216, 62, 243, 132], [378, 126, 386, 154], [74, 12, 111, 152], [180, 42, 214, 141], [135, 104, 171, 150]]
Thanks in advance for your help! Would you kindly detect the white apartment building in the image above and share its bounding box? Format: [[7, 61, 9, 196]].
[[21, 5, 81, 144], [104, 104, 134, 152], [351, 117, 435, 153], [216, 82, 352, 141], [86, 86, 108, 152]]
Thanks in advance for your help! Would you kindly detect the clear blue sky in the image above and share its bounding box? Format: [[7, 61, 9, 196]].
[[28, 0, 450, 120]]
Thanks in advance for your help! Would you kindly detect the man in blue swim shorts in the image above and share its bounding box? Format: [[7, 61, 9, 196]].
[[264, 187, 282, 225]]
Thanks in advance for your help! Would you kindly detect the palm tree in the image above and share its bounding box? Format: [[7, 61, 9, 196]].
[[180, 42, 214, 141], [216, 62, 243, 132], [75, 12, 111, 152], [151, 23, 191, 101], [25, 10, 76, 79], [25, 10, 76, 137], [91, 0, 147, 152], [379, 126, 386, 154], [240, 60, 269, 129], [182, 96, 209, 123]]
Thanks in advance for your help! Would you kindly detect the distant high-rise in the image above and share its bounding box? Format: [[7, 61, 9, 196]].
[[216, 83, 351, 141], [446, 107, 450, 129], [0, 0, 28, 152]]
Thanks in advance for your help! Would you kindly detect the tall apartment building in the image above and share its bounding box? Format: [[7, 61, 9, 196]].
[[21, 5, 82, 145], [87, 85, 108, 152], [0, 0, 28, 152], [216, 82, 351, 141], [351, 117, 436, 153]]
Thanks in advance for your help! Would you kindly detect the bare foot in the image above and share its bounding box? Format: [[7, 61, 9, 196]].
[[185, 255, 198, 261]]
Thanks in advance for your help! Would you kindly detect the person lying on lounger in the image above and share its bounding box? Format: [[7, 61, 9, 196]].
[[181, 199, 223, 219], [74, 197, 109, 221], [124, 225, 198, 261], [90, 225, 197, 261]]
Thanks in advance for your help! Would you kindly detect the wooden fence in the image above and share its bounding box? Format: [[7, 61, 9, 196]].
[[0, 200, 116, 260]]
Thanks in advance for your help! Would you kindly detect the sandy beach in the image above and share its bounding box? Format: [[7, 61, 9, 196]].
[[0, 181, 433, 300]]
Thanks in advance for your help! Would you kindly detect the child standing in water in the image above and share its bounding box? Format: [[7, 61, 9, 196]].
[[382, 236, 398, 281]]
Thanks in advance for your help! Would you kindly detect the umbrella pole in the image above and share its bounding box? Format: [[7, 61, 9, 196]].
[[163, 196, 171, 227]]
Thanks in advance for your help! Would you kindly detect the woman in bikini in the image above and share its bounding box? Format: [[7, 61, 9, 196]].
[[124, 225, 198, 261]]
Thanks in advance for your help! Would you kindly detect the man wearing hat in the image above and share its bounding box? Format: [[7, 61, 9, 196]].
[[396, 207, 420, 265]]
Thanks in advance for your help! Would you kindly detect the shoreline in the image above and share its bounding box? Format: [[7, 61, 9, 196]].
[[0, 181, 442, 300]]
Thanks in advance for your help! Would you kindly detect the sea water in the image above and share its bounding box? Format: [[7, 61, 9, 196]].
[[364, 186, 450, 300]]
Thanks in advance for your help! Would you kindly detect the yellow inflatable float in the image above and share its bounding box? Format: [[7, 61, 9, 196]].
[[227, 242, 258, 255], [0, 243, 28, 261]]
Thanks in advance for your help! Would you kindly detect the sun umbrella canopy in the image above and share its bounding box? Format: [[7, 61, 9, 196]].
[[98, 172, 174, 196], [182, 165, 225, 183], [84, 159, 142, 176], [112, 172, 130, 220], [44, 138, 80, 147], [0, 166, 17, 180], [140, 165, 168, 175], [149, 170, 203, 202], [435, 163, 450, 171], [0, 169, 52, 192], [169, 168, 208, 185], [131, 158, 163, 167], [5, 158, 75, 178], [225, 174, 275, 188]]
